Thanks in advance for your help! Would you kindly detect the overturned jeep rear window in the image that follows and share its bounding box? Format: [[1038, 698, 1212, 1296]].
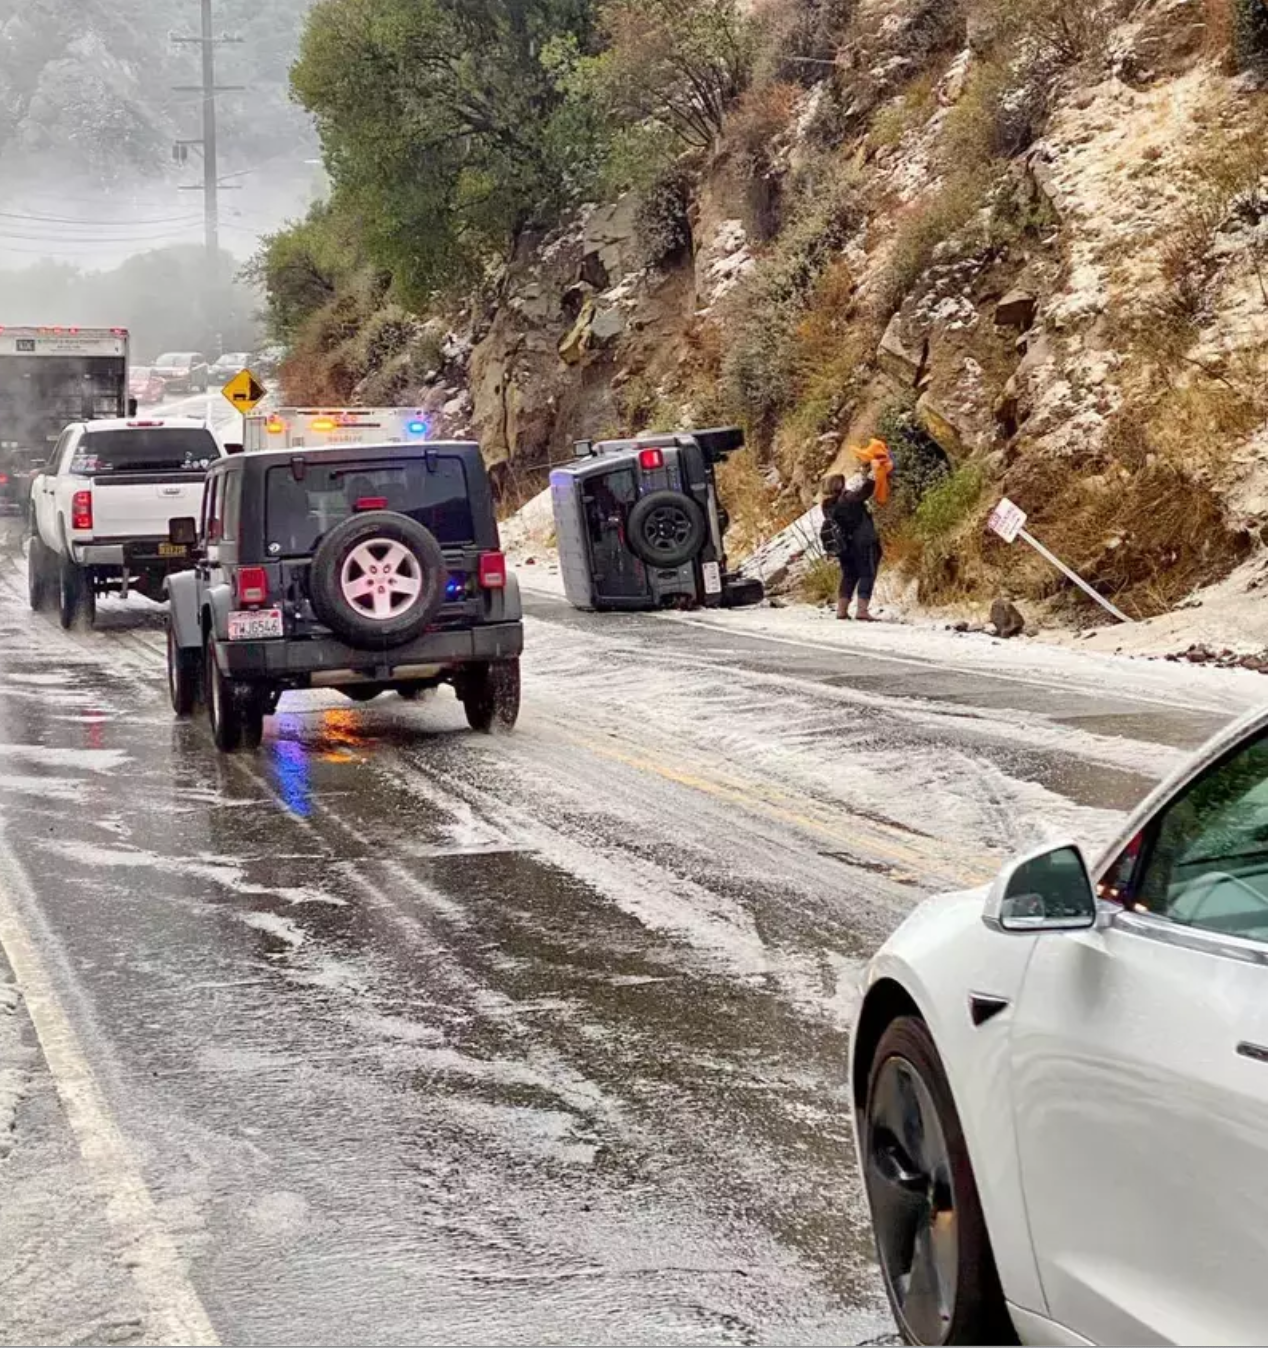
[[265, 457, 474, 556]]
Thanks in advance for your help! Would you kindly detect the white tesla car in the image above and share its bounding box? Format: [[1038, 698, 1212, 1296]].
[[851, 706, 1268, 1346]]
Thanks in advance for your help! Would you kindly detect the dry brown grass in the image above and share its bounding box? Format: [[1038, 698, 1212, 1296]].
[[798, 555, 841, 605], [1205, 0, 1238, 66], [716, 446, 789, 554], [724, 82, 801, 170]]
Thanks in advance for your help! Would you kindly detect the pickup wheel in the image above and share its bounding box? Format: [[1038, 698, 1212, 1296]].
[[27, 535, 55, 612], [167, 622, 201, 716], [458, 658, 521, 733], [58, 558, 93, 630], [205, 640, 266, 752]]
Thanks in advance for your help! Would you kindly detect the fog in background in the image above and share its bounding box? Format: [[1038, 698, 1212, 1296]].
[[0, 0, 322, 358]]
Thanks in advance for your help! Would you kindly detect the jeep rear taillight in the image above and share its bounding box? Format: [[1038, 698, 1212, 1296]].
[[71, 490, 93, 531], [236, 566, 268, 606], [638, 447, 664, 471], [478, 551, 506, 590]]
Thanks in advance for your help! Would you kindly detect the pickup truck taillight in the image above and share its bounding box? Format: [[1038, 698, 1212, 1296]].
[[478, 551, 506, 590], [236, 566, 268, 606], [71, 490, 93, 531]]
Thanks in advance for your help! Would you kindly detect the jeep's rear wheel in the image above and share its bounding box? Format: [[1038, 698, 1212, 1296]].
[[342, 685, 383, 703], [167, 622, 200, 716], [205, 640, 265, 752], [459, 659, 520, 732], [308, 512, 447, 649]]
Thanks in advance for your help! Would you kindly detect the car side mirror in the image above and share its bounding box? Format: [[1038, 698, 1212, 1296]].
[[983, 841, 1097, 933], [127, 397, 138, 417], [168, 516, 198, 546]]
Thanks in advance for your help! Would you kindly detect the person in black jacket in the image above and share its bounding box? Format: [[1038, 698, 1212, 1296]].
[[828, 465, 882, 620]]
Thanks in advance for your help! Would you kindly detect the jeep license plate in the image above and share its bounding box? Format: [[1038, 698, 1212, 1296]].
[[157, 542, 187, 558], [701, 561, 722, 595], [228, 609, 283, 641]]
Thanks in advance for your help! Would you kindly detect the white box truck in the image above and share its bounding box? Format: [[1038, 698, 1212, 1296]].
[[0, 325, 131, 512]]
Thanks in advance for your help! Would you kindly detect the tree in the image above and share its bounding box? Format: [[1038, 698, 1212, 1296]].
[[591, 0, 751, 150], [291, 0, 602, 302]]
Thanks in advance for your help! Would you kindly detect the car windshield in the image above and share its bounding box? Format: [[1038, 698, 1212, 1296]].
[[72, 428, 218, 475], [215, 353, 248, 366], [154, 353, 191, 367], [130, 367, 152, 379], [265, 457, 475, 556]]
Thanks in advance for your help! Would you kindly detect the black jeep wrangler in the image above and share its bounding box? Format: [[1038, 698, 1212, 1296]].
[[164, 440, 523, 752]]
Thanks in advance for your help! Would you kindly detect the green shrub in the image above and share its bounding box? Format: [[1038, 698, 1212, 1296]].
[[877, 401, 950, 518], [358, 306, 416, 373], [721, 159, 863, 430], [914, 463, 984, 541], [637, 164, 695, 265], [1234, 0, 1268, 74], [873, 171, 988, 318]]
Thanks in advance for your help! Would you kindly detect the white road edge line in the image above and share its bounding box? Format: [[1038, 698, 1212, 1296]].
[[0, 827, 219, 1348]]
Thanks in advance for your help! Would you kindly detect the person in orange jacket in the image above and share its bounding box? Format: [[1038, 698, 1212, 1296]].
[[827, 440, 892, 620]]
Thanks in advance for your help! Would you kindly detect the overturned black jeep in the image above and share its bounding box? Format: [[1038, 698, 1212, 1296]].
[[164, 439, 523, 752], [549, 425, 764, 613]]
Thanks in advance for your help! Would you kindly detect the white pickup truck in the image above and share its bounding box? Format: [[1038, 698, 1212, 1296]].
[[27, 417, 223, 629]]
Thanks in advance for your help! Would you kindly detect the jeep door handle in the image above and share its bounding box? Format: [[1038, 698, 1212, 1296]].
[[1237, 1042, 1268, 1064]]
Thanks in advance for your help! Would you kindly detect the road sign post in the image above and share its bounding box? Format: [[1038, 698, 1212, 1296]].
[[988, 496, 1133, 625]]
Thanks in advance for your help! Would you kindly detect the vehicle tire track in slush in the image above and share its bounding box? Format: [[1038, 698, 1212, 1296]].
[[0, 550, 897, 1341]]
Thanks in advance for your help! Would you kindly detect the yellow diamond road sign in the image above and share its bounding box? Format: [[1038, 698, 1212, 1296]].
[[222, 368, 267, 414]]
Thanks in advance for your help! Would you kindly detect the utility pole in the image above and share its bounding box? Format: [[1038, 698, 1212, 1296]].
[[172, 0, 244, 282]]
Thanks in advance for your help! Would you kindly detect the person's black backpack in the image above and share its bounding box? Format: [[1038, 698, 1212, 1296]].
[[819, 504, 841, 557]]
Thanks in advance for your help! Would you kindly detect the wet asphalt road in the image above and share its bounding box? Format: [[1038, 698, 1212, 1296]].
[[0, 516, 1239, 1345]]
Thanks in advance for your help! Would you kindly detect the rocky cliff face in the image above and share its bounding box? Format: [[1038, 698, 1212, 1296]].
[[369, 0, 1268, 618]]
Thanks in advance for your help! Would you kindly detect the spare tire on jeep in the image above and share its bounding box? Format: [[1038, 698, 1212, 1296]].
[[626, 490, 708, 569], [308, 511, 447, 649]]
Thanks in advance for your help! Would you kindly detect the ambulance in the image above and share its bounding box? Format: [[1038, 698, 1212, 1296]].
[[243, 407, 433, 452]]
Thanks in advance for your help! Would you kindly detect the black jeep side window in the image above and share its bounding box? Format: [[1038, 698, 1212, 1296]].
[[220, 470, 242, 545]]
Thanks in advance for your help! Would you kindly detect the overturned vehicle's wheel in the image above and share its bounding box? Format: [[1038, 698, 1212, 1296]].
[[625, 490, 707, 569], [308, 512, 447, 649]]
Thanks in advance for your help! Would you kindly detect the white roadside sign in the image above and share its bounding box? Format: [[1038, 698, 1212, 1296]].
[[988, 497, 1028, 544], [986, 496, 1133, 624]]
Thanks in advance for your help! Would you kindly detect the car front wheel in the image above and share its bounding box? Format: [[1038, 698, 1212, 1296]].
[[863, 1016, 1014, 1346], [167, 623, 200, 716]]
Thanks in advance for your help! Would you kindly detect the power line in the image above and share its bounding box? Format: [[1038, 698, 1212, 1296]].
[[0, 209, 205, 227]]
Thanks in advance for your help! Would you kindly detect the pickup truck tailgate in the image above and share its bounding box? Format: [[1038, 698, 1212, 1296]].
[[89, 470, 208, 538]]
